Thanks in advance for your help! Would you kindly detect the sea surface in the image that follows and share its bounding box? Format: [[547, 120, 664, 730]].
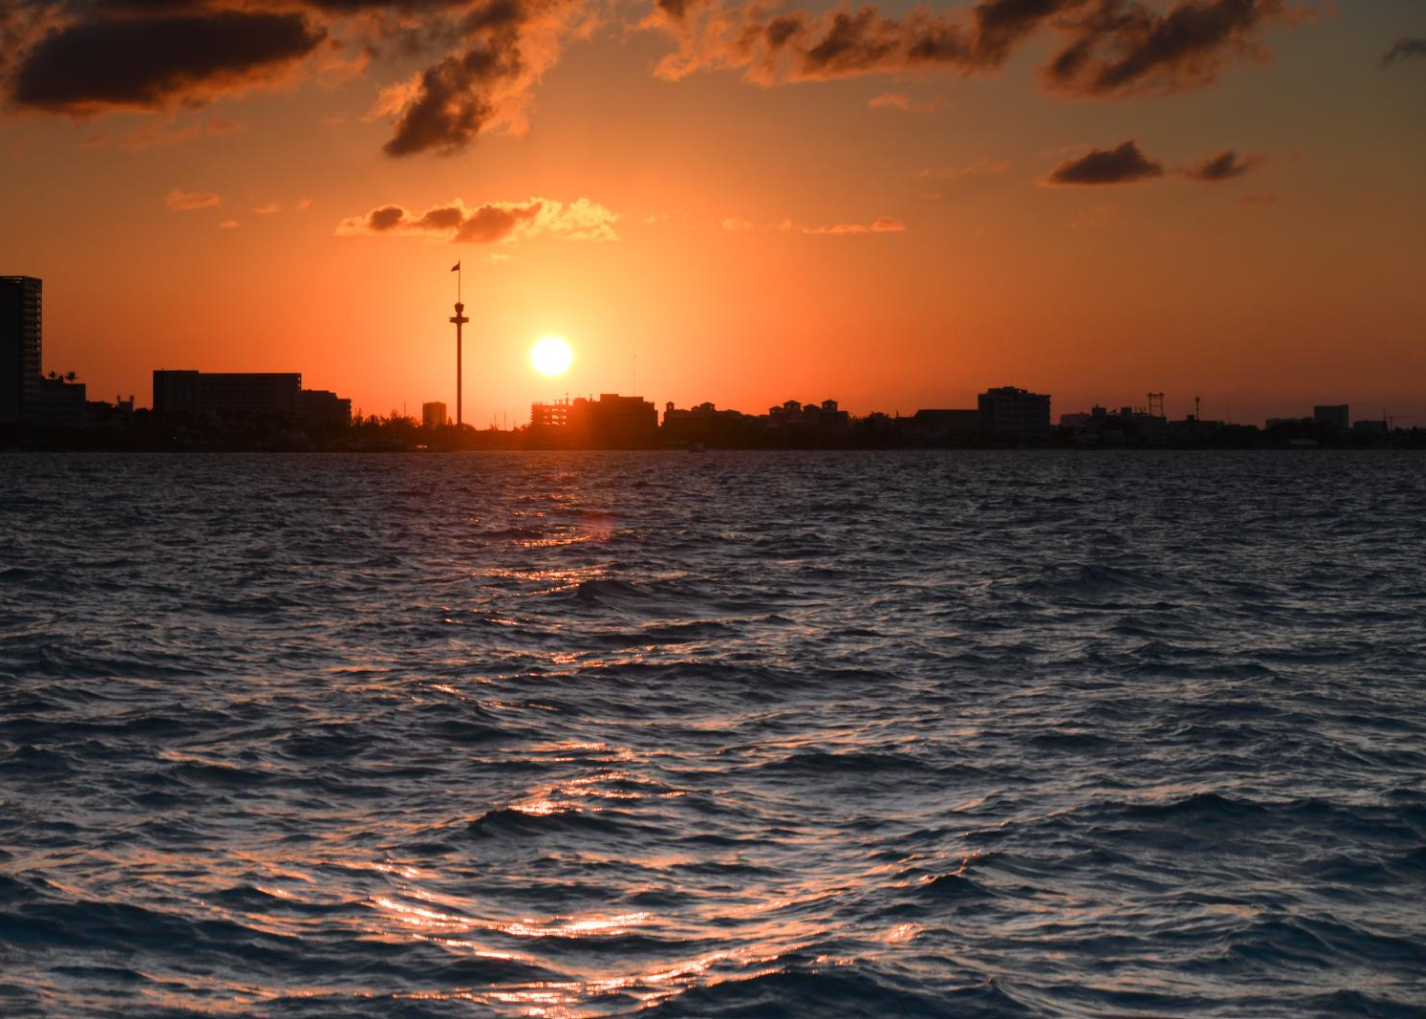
[[1, 451, 1424, 1018]]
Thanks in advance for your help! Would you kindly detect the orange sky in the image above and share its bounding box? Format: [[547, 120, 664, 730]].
[[1, 0, 1423, 426]]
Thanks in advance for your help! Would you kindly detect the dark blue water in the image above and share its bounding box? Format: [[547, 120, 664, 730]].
[[2, 451, 1424, 1018]]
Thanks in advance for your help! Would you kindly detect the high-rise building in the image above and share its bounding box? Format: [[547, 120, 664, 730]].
[[1, 275, 43, 425], [978, 386, 1052, 442]]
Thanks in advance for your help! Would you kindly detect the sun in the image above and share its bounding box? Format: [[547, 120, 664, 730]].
[[530, 337, 574, 377]]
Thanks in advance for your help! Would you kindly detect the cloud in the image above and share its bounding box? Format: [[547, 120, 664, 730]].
[[165, 188, 221, 211], [1043, 0, 1312, 97], [721, 213, 905, 234], [296, 198, 314, 212], [803, 215, 906, 235], [650, 0, 1306, 97], [1182, 150, 1261, 181], [337, 196, 619, 243], [1382, 37, 1426, 67], [11, 9, 326, 115], [377, 0, 597, 156], [253, 202, 282, 215], [1047, 140, 1165, 185], [1238, 192, 1282, 206], [118, 115, 246, 152], [1, 0, 1310, 159], [918, 158, 1010, 180], [219, 219, 240, 229], [867, 91, 944, 112]]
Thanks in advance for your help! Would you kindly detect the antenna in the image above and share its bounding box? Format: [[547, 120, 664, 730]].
[[1194, 395, 1201, 421]]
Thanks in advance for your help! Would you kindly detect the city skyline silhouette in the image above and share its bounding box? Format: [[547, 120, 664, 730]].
[[0, 4, 1422, 427]]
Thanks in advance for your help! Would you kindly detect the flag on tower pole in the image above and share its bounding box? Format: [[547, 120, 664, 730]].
[[451, 262, 460, 272]]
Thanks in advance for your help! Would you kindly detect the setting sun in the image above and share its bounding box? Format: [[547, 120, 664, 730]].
[[530, 337, 574, 377]]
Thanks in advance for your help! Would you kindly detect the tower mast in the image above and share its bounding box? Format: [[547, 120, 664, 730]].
[[449, 263, 469, 427]]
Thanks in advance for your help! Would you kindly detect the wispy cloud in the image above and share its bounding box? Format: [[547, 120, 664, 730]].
[[165, 188, 221, 211], [803, 216, 906, 235], [337, 197, 619, 244], [867, 92, 944, 113], [1382, 37, 1426, 67], [119, 115, 245, 152], [722, 214, 905, 235], [918, 159, 1010, 181], [1181, 150, 1263, 181]]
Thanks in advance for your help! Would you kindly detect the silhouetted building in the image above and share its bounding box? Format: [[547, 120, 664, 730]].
[[1353, 419, 1388, 434], [31, 377, 87, 428], [1314, 405, 1350, 430], [154, 370, 301, 419], [904, 409, 980, 444], [662, 401, 760, 447], [765, 399, 851, 442], [422, 401, 448, 429], [529, 394, 658, 448], [86, 394, 135, 430], [299, 389, 352, 427], [1, 275, 43, 425], [979, 386, 1051, 442]]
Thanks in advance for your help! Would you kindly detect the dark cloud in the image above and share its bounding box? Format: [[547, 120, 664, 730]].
[[0, 0, 1312, 159], [380, 0, 584, 156], [1382, 37, 1426, 67], [367, 204, 407, 229], [12, 10, 326, 113], [653, 0, 1301, 95], [1045, 0, 1302, 97], [1182, 149, 1260, 180], [1047, 140, 1165, 185], [971, 0, 1084, 65]]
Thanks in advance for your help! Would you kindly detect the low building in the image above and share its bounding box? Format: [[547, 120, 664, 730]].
[[299, 389, 352, 427], [662, 401, 759, 447], [903, 409, 980, 444], [422, 401, 448, 429], [529, 393, 658, 448], [32, 376, 87, 429], [978, 386, 1051, 442], [154, 370, 301, 419], [1314, 405, 1350, 430]]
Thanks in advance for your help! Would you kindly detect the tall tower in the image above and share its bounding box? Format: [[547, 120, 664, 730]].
[[450, 300, 468, 427], [0, 275, 43, 426]]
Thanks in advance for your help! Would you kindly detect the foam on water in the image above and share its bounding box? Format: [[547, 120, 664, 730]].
[[1, 451, 1424, 1018]]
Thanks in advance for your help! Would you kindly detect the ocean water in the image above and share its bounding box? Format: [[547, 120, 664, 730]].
[[1, 451, 1424, 1019]]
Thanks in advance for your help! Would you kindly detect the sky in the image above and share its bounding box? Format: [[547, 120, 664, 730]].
[[1, 0, 1423, 427]]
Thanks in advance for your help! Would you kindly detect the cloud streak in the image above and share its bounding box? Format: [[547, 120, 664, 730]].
[[1382, 37, 1425, 67], [337, 196, 620, 243], [166, 188, 222, 211], [1182, 150, 1261, 181]]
